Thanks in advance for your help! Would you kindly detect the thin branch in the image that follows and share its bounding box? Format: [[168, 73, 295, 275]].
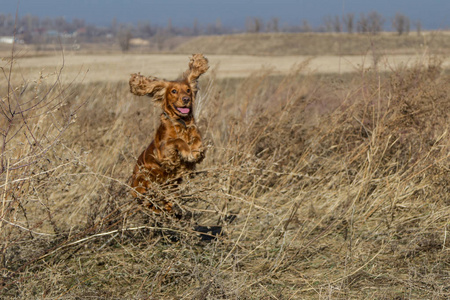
[[0, 218, 55, 237]]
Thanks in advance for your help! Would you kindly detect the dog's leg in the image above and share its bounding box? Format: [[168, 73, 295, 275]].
[[160, 138, 192, 170], [187, 129, 205, 162]]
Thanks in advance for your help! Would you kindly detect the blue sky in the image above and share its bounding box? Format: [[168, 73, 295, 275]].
[[2, 0, 449, 30]]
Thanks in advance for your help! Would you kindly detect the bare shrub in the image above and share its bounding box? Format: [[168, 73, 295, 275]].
[[0, 50, 85, 268]]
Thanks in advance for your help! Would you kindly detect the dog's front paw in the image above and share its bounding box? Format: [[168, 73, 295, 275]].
[[190, 54, 209, 74], [161, 156, 180, 172], [186, 149, 204, 163]]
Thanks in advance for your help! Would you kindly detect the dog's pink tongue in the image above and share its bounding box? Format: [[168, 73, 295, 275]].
[[177, 107, 190, 114]]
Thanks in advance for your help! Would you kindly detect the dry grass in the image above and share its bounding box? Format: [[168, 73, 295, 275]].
[[0, 44, 449, 299], [4, 52, 450, 85], [176, 32, 450, 56]]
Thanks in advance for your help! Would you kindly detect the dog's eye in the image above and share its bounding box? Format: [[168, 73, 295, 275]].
[[171, 89, 177, 94], [187, 89, 191, 93]]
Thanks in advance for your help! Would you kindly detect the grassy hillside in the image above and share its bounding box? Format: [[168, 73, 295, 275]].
[[175, 32, 450, 56], [3, 31, 450, 58], [0, 43, 449, 298]]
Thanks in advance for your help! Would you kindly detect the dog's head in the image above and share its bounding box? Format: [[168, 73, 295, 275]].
[[163, 80, 194, 118], [129, 54, 209, 119]]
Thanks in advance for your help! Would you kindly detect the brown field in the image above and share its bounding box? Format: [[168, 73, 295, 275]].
[[8, 52, 450, 83], [0, 33, 449, 299], [176, 32, 450, 56]]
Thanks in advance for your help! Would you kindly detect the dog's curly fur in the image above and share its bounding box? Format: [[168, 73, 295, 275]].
[[129, 54, 209, 212]]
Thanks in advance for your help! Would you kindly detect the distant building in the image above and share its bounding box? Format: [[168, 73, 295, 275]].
[[130, 38, 150, 46], [45, 30, 59, 37], [0, 36, 15, 44]]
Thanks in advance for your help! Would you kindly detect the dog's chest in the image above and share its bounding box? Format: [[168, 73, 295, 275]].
[[174, 124, 196, 143]]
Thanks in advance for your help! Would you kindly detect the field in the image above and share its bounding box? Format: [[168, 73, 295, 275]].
[[0, 33, 449, 299]]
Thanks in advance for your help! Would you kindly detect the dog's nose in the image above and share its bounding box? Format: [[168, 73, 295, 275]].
[[182, 96, 190, 104]]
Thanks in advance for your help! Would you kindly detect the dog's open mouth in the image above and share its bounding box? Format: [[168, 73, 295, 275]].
[[176, 107, 190, 114]]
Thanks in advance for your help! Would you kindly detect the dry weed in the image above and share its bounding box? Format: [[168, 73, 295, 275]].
[[0, 49, 448, 299]]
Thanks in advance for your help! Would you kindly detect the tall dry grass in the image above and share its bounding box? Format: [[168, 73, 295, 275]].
[[0, 49, 449, 299]]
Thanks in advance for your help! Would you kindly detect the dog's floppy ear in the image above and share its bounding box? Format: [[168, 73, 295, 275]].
[[129, 73, 168, 102], [182, 54, 209, 94]]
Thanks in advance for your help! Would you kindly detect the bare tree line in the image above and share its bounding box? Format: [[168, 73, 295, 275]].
[[0, 11, 424, 51], [254, 12, 419, 35], [1, 11, 425, 36]]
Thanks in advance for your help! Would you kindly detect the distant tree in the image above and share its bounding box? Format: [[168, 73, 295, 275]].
[[193, 18, 199, 35], [245, 17, 251, 32], [357, 13, 368, 33], [137, 21, 152, 38], [323, 16, 333, 32], [357, 11, 384, 34], [367, 11, 384, 34], [392, 13, 410, 35], [111, 17, 118, 35], [0, 14, 5, 30], [246, 17, 263, 33], [166, 18, 173, 34], [267, 17, 279, 32], [154, 28, 167, 50], [41, 17, 53, 30], [343, 13, 354, 33], [2, 14, 15, 29], [21, 14, 39, 30], [215, 18, 223, 34], [333, 15, 342, 32], [118, 28, 132, 51], [254, 18, 263, 32], [415, 20, 422, 36], [300, 20, 312, 32], [72, 18, 85, 31], [54, 16, 69, 32]]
